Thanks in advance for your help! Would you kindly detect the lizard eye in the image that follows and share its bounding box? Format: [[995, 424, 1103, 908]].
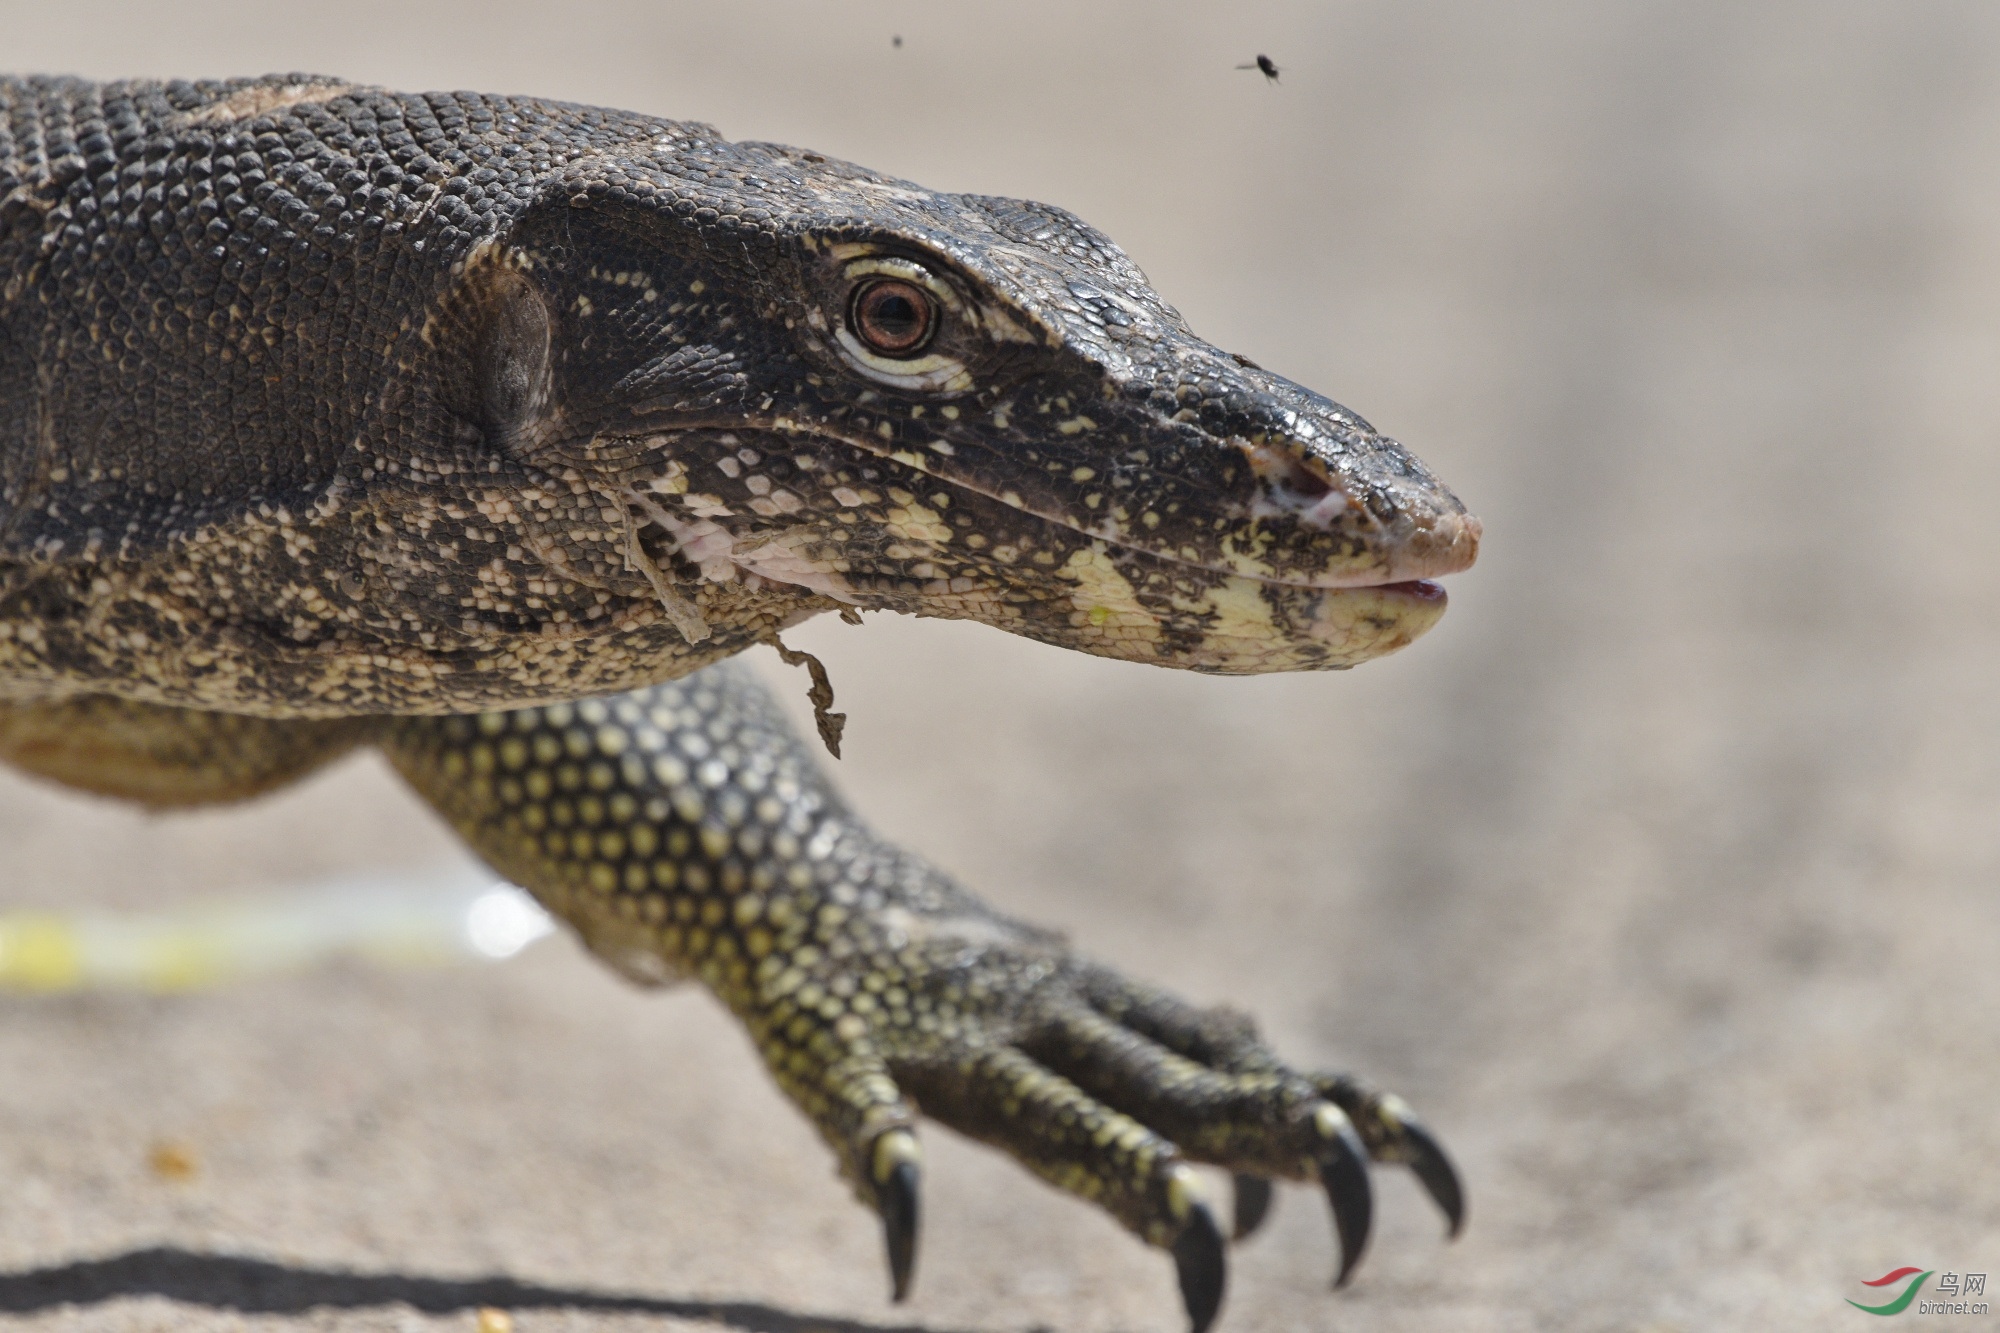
[[850, 279, 936, 357], [828, 255, 972, 392]]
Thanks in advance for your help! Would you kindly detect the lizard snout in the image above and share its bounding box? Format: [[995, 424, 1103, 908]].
[[1197, 420, 1480, 591]]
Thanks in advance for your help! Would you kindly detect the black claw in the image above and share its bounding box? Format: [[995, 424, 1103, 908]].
[[1230, 1173, 1275, 1240], [879, 1159, 920, 1302], [1319, 1122, 1374, 1288], [1171, 1201, 1227, 1333], [1398, 1115, 1466, 1239]]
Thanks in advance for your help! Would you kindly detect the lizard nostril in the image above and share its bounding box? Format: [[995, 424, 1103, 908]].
[[1280, 460, 1333, 500], [1241, 439, 1335, 501]]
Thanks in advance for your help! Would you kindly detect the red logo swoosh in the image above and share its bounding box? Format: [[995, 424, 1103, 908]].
[[1862, 1267, 1925, 1287]]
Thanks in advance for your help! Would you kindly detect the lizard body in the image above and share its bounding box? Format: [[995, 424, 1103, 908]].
[[0, 75, 1478, 1331]]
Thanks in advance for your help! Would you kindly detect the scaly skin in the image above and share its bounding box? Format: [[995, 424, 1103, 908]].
[[0, 75, 1479, 1330]]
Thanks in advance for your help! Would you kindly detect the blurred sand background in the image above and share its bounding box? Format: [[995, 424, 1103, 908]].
[[4, 2, 2000, 1329]]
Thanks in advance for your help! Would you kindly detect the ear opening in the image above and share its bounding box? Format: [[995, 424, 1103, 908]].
[[425, 243, 554, 455]]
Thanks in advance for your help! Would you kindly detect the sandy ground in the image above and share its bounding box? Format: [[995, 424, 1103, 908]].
[[4, 2, 2000, 1330]]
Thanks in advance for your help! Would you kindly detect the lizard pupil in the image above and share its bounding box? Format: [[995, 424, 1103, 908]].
[[851, 279, 935, 356]]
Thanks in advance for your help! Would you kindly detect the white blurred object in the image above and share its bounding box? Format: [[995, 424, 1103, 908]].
[[0, 871, 555, 992]]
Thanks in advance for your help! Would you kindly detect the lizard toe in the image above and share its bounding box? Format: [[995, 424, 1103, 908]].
[[894, 1039, 1231, 1333], [1229, 1172, 1275, 1240], [1018, 1001, 1378, 1288], [1171, 1197, 1228, 1333], [1064, 962, 1467, 1276], [870, 1129, 922, 1301], [1318, 1075, 1467, 1239], [1314, 1104, 1373, 1287]]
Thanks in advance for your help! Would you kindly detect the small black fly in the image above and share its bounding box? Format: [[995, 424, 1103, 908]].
[[1237, 54, 1280, 83]]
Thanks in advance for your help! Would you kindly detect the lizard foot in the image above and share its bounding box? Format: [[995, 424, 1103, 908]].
[[384, 663, 1463, 1331], [727, 920, 1463, 1329], [1068, 969, 1466, 1250]]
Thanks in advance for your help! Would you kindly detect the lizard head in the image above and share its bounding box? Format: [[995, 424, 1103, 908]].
[[471, 135, 1478, 676]]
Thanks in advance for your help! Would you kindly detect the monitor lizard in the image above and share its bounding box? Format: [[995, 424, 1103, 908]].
[[0, 74, 1480, 1332]]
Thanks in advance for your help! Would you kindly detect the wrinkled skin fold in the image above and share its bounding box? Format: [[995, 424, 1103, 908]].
[[0, 76, 1477, 1330]]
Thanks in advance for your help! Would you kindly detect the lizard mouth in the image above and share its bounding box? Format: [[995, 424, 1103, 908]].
[[1362, 578, 1446, 601], [610, 421, 1469, 674]]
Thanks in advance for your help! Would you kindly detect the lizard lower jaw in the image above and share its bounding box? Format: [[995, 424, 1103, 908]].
[[1243, 577, 1449, 672], [1118, 575, 1450, 675], [1023, 546, 1453, 674]]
